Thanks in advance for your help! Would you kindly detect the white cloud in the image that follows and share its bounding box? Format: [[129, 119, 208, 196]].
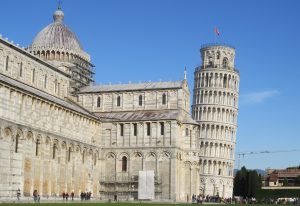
[[241, 90, 280, 104]]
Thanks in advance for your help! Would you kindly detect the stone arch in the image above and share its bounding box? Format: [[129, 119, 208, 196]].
[[105, 152, 116, 178], [105, 152, 116, 159], [3, 127, 12, 140], [159, 151, 171, 160], [131, 152, 143, 175], [118, 152, 130, 160]]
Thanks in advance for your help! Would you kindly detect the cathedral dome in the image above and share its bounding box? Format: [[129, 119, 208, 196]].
[[28, 7, 90, 61]]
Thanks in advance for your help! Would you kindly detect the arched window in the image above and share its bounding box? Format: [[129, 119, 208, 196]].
[[146, 122, 151, 136], [36, 139, 40, 156], [208, 56, 213, 67], [5, 56, 9, 71], [97, 96, 101, 108], [139, 95, 143, 106], [44, 75, 47, 89], [216, 51, 220, 60], [94, 153, 97, 166], [160, 122, 164, 135], [120, 123, 124, 136], [19, 62, 23, 77], [82, 151, 85, 164], [117, 96, 121, 107], [54, 79, 57, 93], [222, 57, 228, 68], [185, 128, 189, 136], [162, 93, 166, 105], [53, 143, 57, 159], [122, 156, 127, 172], [15, 134, 19, 153], [32, 68, 35, 83], [133, 123, 137, 136], [68, 147, 71, 162], [223, 77, 227, 88]]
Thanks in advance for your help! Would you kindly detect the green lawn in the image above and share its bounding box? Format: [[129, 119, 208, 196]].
[[0, 204, 291, 206]]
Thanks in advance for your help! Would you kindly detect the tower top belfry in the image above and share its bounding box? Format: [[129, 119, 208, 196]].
[[200, 44, 236, 71]]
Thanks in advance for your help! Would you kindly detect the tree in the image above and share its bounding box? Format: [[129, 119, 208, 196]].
[[283, 177, 289, 186], [295, 175, 300, 186], [233, 166, 262, 198]]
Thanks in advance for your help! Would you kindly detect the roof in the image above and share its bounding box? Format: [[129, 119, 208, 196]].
[[0, 73, 97, 120], [95, 109, 198, 125], [27, 8, 89, 60], [79, 81, 184, 93]]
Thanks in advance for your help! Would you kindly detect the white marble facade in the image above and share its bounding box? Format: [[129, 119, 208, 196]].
[[0, 7, 239, 201]]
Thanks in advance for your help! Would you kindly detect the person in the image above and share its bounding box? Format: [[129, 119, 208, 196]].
[[33, 190, 38, 202], [37, 194, 40, 203], [80, 192, 84, 201], [66, 192, 69, 201], [71, 191, 74, 201], [16, 188, 21, 200], [114, 194, 117, 202], [62, 192, 65, 201]]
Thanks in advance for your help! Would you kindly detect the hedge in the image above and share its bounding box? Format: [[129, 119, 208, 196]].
[[256, 189, 300, 199]]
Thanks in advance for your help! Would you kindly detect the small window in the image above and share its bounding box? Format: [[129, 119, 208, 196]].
[[5, 56, 9, 71], [54, 79, 57, 93], [222, 57, 228, 67], [53, 144, 57, 159], [185, 128, 189, 136], [94, 153, 97, 166], [82, 152, 85, 164], [35, 139, 40, 156], [160, 122, 164, 135], [122, 156, 127, 172], [133, 123, 137, 136], [15, 134, 19, 153], [44, 75, 47, 88], [19, 62, 23, 77], [146, 123, 151, 136], [68, 147, 71, 162], [120, 123, 124, 136], [32, 69, 35, 83], [208, 56, 213, 67], [97, 96, 101, 108], [162, 93, 167, 105], [117, 96, 121, 107], [216, 51, 220, 60], [139, 95, 143, 106], [57, 83, 60, 95]]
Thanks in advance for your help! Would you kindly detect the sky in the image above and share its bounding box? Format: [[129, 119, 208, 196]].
[[1, 0, 299, 170]]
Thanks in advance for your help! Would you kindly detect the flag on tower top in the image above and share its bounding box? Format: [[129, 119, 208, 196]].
[[214, 27, 220, 36]]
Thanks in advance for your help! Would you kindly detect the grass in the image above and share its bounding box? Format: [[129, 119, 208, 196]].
[[0, 203, 292, 206]]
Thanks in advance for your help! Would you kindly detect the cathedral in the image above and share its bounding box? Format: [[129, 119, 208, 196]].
[[0, 6, 239, 201]]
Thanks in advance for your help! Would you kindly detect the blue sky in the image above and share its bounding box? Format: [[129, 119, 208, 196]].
[[1, 0, 299, 170]]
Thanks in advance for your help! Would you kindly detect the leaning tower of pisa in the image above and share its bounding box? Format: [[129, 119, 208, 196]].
[[192, 44, 240, 198]]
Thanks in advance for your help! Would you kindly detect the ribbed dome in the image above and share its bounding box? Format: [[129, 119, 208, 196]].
[[29, 8, 84, 55]]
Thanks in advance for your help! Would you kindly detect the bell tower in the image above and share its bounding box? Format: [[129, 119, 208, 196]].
[[192, 44, 240, 198]]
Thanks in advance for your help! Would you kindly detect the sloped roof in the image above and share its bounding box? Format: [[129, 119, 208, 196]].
[[94, 109, 198, 125], [0, 73, 97, 119], [79, 81, 184, 93]]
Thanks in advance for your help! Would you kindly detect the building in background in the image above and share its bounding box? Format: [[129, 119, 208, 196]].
[[0, 6, 239, 201], [264, 167, 300, 187]]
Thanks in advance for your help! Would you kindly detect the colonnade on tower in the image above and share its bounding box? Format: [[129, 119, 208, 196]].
[[192, 44, 240, 198]]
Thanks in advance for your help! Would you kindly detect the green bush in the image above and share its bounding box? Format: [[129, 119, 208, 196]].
[[256, 189, 300, 199]]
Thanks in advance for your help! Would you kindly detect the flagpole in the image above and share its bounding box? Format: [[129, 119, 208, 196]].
[[214, 31, 216, 44]]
